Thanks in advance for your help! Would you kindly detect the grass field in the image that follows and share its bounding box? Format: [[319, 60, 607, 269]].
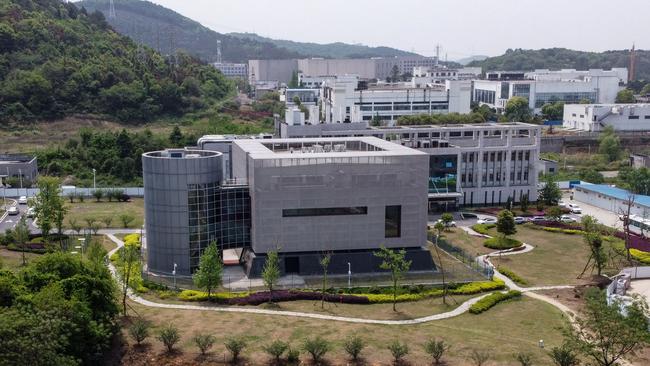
[[441, 227, 493, 255], [125, 295, 567, 365], [64, 198, 144, 229]]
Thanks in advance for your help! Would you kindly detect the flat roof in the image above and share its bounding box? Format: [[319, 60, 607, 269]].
[[235, 137, 426, 159], [575, 184, 650, 207]]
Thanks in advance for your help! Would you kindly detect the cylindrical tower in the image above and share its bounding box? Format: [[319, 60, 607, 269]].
[[142, 149, 222, 276]]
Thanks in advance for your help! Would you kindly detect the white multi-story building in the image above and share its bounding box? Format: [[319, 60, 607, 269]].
[[563, 104, 650, 132], [321, 76, 471, 125], [412, 66, 482, 84], [473, 69, 626, 114], [283, 88, 320, 125], [213, 62, 248, 78]]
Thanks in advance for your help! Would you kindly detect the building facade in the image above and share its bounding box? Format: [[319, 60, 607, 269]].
[[212, 62, 248, 78], [563, 104, 650, 132], [0, 154, 38, 182]]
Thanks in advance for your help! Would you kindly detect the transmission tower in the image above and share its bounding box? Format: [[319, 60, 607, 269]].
[[109, 0, 116, 19], [216, 40, 222, 64]]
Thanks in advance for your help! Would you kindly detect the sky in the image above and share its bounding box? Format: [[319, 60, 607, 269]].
[[143, 0, 649, 60]]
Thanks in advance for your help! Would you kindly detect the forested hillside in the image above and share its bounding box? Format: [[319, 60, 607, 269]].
[[229, 32, 418, 59], [0, 0, 232, 124], [470, 48, 650, 81]]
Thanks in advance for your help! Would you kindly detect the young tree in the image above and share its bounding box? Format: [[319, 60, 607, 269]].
[[388, 340, 409, 364], [549, 343, 579, 366], [225, 337, 247, 363], [424, 338, 450, 365], [343, 335, 366, 362], [68, 218, 82, 237], [119, 213, 135, 228], [14, 217, 30, 266], [567, 288, 650, 366], [598, 126, 621, 162], [389, 65, 400, 82], [539, 175, 562, 206], [101, 216, 113, 229], [169, 125, 184, 146], [497, 209, 517, 238], [619, 194, 636, 261], [193, 333, 216, 356], [432, 221, 449, 304], [262, 250, 281, 303], [441, 212, 454, 228], [470, 349, 491, 366], [520, 193, 530, 212], [33, 176, 67, 242], [92, 189, 104, 202], [374, 246, 412, 311], [120, 244, 139, 316], [157, 324, 181, 353], [505, 96, 531, 122], [319, 253, 331, 309], [129, 318, 150, 346], [263, 339, 289, 364], [516, 352, 534, 366], [192, 241, 223, 301], [615, 89, 635, 103], [302, 336, 330, 364]]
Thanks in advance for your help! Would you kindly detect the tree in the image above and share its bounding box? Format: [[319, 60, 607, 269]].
[[579, 168, 605, 184], [520, 193, 530, 212], [390, 65, 400, 82], [549, 343, 579, 366], [615, 89, 636, 103], [302, 336, 330, 364], [388, 340, 409, 364], [119, 213, 135, 228], [567, 288, 650, 366], [441, 213, 454, 228], [288, 70, 299, 88], [129, 318, 151, 346], [343, 335, 366, 362], [432, 221, 449, 304], [539, 175, 562, 206], [319, 253, 331, 309], [424, 338, 450, 365], [263, 339, 289, 363], [225, 337, 247, 363], [505, 96, 531, 122], [546, 206, 563, 221], [14, 217, 30, 267], [374, 246, 412, 311], [193, 333, 216, 356], [157, 324, 181, 353], [598, 126, 621, 162], [68, 218, 82, 237], [262, 250, 281, 303], [92, 189, 104, 202], [541, 101, 565, 120], [496, 209, 517, 238], [33, 176, 66, 242], [619, 194, 636, 261], [192, 241, 223, 301], [641, 83, 650, 96], [119, 244, 139, 316], [371, 113, 382, 127], [169, 125, 184, 147], [101, 216, 113, 229]]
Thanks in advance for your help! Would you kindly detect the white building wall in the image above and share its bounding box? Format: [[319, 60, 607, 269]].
[[574, 187, 649, 217], [563, 104, 650, 132]]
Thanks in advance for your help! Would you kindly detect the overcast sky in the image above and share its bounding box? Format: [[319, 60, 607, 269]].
[[143, 0, 648, 60]]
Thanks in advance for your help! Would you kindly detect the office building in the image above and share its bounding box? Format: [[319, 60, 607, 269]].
[[212, 62, 248, 78], [563, 104, 650, 132]]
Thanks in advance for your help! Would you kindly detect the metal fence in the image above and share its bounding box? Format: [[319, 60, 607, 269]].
[[428, 232, 494, 279]]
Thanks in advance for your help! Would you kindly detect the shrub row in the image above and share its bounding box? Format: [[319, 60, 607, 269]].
[[525, 224, 584, 235], [472, 223, 496, 235], [469, 290, 522, 314], [497, 266, 528, 286], [178, 289, 249, 302], [483, 237, 522, 250]]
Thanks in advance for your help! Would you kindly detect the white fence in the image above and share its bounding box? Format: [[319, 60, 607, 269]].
[[2, 187, 144, 198]]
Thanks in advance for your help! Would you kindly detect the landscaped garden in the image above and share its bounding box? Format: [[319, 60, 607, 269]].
[[64, 196, 144, 229]]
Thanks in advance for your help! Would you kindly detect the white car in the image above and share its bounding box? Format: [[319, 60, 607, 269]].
[[17, 196, 28, 205], [435, 219, 456, 227], [514, 216, 526, 224], [558, 200, 567, 207], [567, 203, 582, 214], [560, 215, 576, 223], [25, 207, 36, 218], [7, 206, 19, 215], [529, 216, 547, 223], [477, 217, 497, 225]]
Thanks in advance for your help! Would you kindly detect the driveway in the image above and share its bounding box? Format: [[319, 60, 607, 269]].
[[563, 191, 622, 228]]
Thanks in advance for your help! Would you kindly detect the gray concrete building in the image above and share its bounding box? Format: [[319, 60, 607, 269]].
[[0, 154, 38, 184]]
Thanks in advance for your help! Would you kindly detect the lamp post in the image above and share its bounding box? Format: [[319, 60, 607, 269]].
[[172, 263, 177, 289], [347, 262, 351, 289], [92, 169, 96, 190]]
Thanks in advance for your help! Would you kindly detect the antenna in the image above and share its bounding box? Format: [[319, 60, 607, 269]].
[[629, 43, 636, 82], [216, 40, 222, 64], [109, 0, 116, 19]]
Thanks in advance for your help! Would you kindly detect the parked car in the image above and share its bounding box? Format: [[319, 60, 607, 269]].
[[529, 216, 546, 223], [435, 219, 457, 227], [7, 206, 19, 215], [560, 215, 576, 223], [17, 196, 28, 205], [25, 207, 35, 218], [567, 203, 582, 214], [477, 217, 497, 225], [558, 200, 567, 207], [514, 216, 526, 224]]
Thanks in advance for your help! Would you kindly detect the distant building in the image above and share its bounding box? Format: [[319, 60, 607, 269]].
[[630, 153, 650, 169], [563, 104, 650, 132], [574, 184, 650, 216], [283, 88, 319, 125], [212, 62, 248, 78], [474, 69, 626, 114], [412, 66, 481, 85], [0, 154, 38, 183], [537, 158, 558, 175]]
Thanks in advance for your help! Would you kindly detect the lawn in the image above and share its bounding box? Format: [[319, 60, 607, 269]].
[[64, 198, 144, 229], [440, 227, 493, 255], [125, 295, 568, 365], [0, 248, 41, 271]]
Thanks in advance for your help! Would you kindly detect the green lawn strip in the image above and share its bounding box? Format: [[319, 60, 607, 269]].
[[469, 290, 522, 314]]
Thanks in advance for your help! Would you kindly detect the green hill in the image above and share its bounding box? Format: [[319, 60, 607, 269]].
[[469, 48, 650, 80], [0, 0, 233, 124], [77, 0, 303, 62], [228, 32, 418, 59]]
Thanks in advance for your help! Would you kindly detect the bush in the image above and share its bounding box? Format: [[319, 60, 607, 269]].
[[343, 335, 365, 361], [516, 352, 534, 366], [286, 347, 300, 364], [483, 237, 522, 250], [388, 340, 409, 363], [302, 336, 330, 363], [263, 339, 289, 363], [472, 223, 496, 235], [157, 324, 181, 353], [193, 333, 216, 355], [450, 280, 505, 295], [469, 290, 522, 314], [424, 338, 450, 365], [128, 318, 150, 345], [497, 266, 528, 286], [225, 337, 247, 362], [470, 349, 492, 366]]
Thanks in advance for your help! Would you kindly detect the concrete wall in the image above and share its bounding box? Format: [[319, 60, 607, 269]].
[[574, 186, 649, 217], [242, 154, 429, 254], [143, 150, 223, 276], [248, 59, 298, 83]]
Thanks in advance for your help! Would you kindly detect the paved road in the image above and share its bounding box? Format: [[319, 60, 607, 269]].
[[0, 200, 36, 233]]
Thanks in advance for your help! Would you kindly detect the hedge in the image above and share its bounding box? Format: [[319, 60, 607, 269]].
[[472, 224, 496, 235], [525, 224, 584, 235], [469, 290, 522, 314], [178, 289, 249, 302], [497, 266, 527, 286], [484, 237, 522, 250], [450, 279, 505, 295]]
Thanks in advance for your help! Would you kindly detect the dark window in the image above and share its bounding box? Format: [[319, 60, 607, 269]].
[[385, 205, 401, 238], [645, 116, 650, 119], [285, 257, 300, 273], [282, 206, 368, 217], [629, 115, 640, 120]]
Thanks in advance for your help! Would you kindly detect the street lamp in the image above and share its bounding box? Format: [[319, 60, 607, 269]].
[[347, 262, 351, 289], [92, 169, 96, 190], [172, 263, 177, 289]]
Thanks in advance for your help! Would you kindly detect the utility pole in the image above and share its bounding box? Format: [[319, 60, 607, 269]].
[[109, 0, 116, 19]]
